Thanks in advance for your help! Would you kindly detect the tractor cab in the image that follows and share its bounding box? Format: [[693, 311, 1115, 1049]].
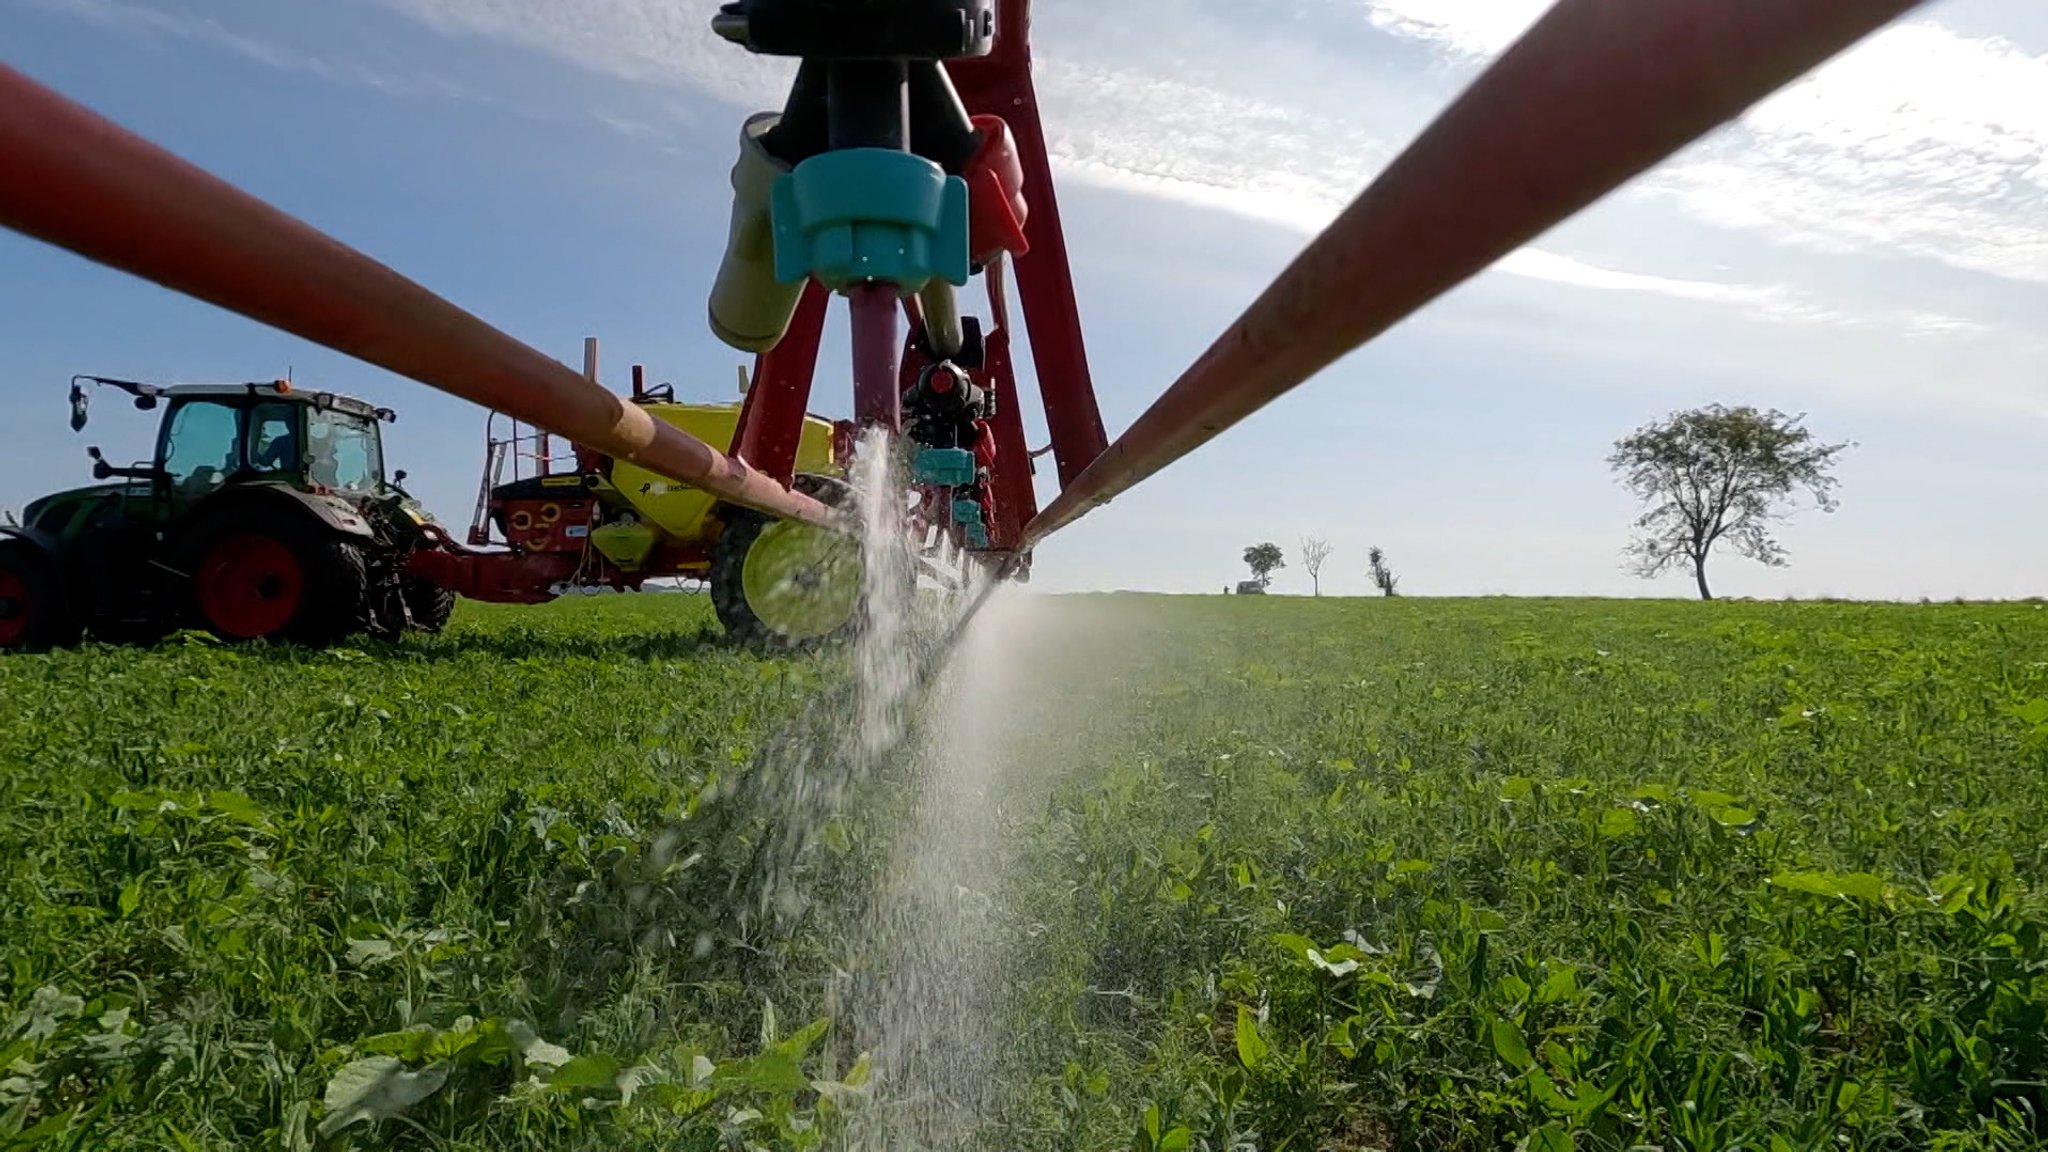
[[71, 377, 396, 508]]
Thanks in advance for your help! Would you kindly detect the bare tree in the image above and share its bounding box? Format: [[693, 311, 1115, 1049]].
[[1610, 404, 1849, 600], [1300, 538, 1334, 597], [1368, 546, 1400, 597]]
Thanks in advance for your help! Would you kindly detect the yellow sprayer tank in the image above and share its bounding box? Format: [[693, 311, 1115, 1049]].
[[607, 402, 838, 544]]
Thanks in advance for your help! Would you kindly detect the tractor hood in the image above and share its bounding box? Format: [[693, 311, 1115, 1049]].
[[21, 482, 144, 535]]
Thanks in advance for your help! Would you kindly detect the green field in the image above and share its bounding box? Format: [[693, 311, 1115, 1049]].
[[4, 594, 2048, 1150]]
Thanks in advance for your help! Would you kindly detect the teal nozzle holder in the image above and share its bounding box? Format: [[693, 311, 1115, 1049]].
[[913, 447, 977, 488], [771, 149, 970, 292], [953, 498, 989, 549]]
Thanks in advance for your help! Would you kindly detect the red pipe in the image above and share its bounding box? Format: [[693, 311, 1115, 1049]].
[[1023, 0, 1925, 545], [848, 284, 902, 429], [0, 63, 835, 530], [980, 327, 1038, 548], [732, 280, 829, 480]]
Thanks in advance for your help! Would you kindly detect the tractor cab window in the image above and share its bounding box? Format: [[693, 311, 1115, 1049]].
[[247, 402, 301, 474], [306, 408, 384, 493], [160, 400, 242, 498]]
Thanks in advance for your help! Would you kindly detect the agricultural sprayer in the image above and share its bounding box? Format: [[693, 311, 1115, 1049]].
[[430, 351, 861, 648], [0, 0, 1928, 652]]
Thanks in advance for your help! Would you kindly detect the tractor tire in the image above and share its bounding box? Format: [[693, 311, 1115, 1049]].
[[402, 576, 456, 634], [711, 475, 862, 652], [0, 540, 82, 653], [179, 504, 372, 647]]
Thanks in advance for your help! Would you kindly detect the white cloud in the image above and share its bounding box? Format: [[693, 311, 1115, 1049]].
[[1033, 59, 1390, 232], [1487, 252, 1987, 336], [1493, 249, 1842, 322], [1656, 21, 2048, 284], [1051, 147, 1926, 330], [367, 0, 788, 104], [12, 0, 705, 132], [1353, 5, 2048, 286], [19, 0, 348, 76], [1359, 0, 1550, 57]]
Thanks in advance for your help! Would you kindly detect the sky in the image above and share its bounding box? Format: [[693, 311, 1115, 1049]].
[[2, 0, 2045, 600]]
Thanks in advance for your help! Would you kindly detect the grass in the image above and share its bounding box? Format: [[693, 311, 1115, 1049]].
[[4, 594, 2048, 1150]]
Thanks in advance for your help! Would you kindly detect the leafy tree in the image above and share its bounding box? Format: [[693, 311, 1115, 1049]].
[[1609, 404, 1849, 601], [1243, 543, 1285, 589], [1300, 538, 1334, 597], [1367, 546, 1400, 597]]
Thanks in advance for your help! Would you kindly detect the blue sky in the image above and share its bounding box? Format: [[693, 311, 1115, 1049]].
[[3, 0, 2045, 599]]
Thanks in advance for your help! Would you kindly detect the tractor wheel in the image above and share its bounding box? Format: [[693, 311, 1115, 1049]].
[[181, 506, 371, 647], [711, 475, 862, 651], [0, 541, 81, 652], [402, 576, 456, 634]]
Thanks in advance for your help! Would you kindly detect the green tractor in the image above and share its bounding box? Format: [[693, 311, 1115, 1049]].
[[0, 375, 453, 652]]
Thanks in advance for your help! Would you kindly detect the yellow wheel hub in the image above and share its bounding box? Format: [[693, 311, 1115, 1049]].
[[739, 518, 862, 642]]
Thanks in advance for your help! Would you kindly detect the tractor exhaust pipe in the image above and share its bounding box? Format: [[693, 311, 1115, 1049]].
[[0, 64, 835, 531]]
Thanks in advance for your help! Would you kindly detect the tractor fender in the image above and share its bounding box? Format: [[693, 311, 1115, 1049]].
[[162, 487, 375, 579], [0, 524, 65, 556], [297, 493, 379, 539], [202, 484, 377, 540]]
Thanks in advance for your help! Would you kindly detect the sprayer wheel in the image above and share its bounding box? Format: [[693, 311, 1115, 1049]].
[[711, 475, 861, 652]]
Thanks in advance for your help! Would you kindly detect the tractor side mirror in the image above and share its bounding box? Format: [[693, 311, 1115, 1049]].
[[85, 448, 166, 484], [134, 394, 158, 411], [69, 381, 89, 432], [393, 470, 408, 484]]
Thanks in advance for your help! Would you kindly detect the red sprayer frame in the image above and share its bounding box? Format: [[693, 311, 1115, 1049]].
[[727, 0, 1109, 553]]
